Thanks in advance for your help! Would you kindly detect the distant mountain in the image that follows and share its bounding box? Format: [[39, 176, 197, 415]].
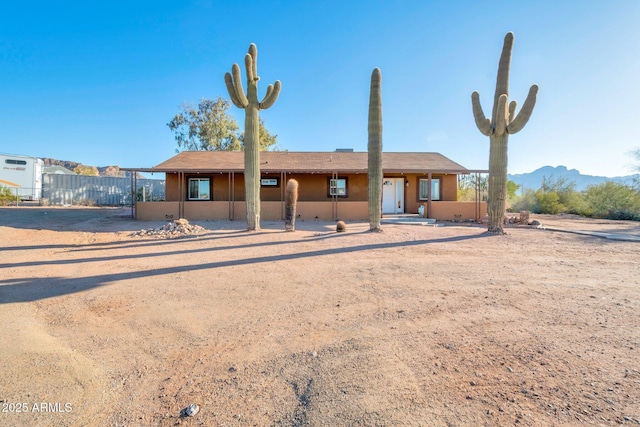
[[42, 158, 139, 178], [508, 165, 640, 192]]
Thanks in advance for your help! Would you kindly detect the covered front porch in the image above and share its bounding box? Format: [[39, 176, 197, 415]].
[[134, 199, 485, 222]]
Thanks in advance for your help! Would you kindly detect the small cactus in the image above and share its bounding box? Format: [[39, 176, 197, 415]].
[[336, 221, 346, 233], [284, 179, 298, 231]]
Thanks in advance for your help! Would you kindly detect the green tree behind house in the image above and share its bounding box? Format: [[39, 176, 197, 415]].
[[167, 97, 278, 152]]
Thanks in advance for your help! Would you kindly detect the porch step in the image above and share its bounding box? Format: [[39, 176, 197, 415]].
[[380, 214, 437, 226]]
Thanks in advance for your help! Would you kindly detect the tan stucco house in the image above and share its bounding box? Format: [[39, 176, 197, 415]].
[[126, 151, 486, 222]]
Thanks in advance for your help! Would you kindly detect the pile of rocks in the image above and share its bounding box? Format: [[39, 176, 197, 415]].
[[131, 218, 205, 239], [504, 211, 541, 226]]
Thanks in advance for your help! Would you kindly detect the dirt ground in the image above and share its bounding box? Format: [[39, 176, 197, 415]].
[[1, 206, 639, 426]]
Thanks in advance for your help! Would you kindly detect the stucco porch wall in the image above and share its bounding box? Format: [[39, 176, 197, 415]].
[[430, 201, 487, 221], [336, 201, 369, 221], [261, 201, 284, 221], [135, 200, 484, 222], [280, 201, 333, 221], [183, 202, 230, 220], [261, 201, 368, 221], [136, 201, 180, 221]]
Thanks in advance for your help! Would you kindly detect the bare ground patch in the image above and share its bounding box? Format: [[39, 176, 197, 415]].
[[1, 207, 639, 426]]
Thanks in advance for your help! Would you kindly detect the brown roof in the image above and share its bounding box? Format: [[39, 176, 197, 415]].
[[143, 151, 471, 174]]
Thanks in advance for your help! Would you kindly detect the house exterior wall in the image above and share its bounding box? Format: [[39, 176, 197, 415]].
[[165, 172, 369, 203], [267, 173, 368, 202], [138, 171, 484, 222], [165, 173, 179, 201], [166, 173, 246, 202]]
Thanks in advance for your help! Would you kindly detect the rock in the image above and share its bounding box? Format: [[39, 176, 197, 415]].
[[183, 403, 199, 417], [130, 220, 205, 239]]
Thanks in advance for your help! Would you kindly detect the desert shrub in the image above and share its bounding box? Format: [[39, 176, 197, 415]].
[[0, 185, 18, 206], [137, 187, 153, 201], [457, 174, 489, 202], [582, 182, 640, 220], [511, 188, 538, 213], [535, 190, 564, 214], [510, 177, 640, 220], [539, 176, 583, 213], [73, 198, 96, 207], [515, 176, 585, 215]]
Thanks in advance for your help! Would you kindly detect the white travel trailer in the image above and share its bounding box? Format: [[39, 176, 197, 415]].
[[0, 153, 44, 201]]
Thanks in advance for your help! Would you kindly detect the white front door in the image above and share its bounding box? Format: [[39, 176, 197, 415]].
[[382, 178, 404, 214]]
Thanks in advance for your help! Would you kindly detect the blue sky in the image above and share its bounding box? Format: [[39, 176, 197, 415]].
[[1, 1, 639, 178]]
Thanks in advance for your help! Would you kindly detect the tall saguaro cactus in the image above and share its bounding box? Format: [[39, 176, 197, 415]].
[[472, 32, 538, 233], [225, 44, 281, 231], [368, 68, 383, 232]]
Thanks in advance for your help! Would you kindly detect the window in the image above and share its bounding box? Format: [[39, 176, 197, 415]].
[[329, 178, 347, 197], [5, 159, 27, 165], [261, 178, 279, 187], [419, 178, 440, 201], [188, 178, 210, 200]]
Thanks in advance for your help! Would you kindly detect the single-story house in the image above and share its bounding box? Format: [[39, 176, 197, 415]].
[[124, 151, 486, 222]]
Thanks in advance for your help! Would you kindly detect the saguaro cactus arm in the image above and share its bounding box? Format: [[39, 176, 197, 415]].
[[494, 94, 509, 136], [223, 73, 240, 107], [260, 81, 281, 109], [507, 84, 539, 134], [508, 101, 517, 123], [247, 44, 258, 81], [245, 55, 255, 82], [471, 92, 492, 136], [224, 64, 249, 108]]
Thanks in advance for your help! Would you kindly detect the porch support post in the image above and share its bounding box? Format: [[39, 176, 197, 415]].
[[336, 171, 338, 221], [179, 171, 184, 219], [281, 171, 286, 220], [130, 171, 136, 219], [231, 172, 236, 220], [475, 172, 480, 221], [427, 172, 433, 218]]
